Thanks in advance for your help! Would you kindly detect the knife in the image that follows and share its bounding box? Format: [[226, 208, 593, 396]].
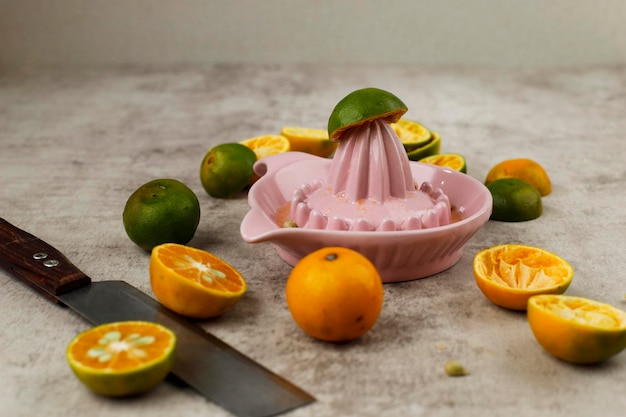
[[0, 217, 314, 417]]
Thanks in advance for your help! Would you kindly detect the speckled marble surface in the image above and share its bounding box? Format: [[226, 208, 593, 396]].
[[1, 65, 626, 417]]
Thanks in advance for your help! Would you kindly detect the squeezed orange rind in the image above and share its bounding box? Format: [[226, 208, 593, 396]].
[[473, 244, 573, 311], [66, 321, 176, 397], [528, 295, 626, 364]]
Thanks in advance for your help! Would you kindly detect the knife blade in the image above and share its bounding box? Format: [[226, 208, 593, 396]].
[[0, 217, 314, 417]]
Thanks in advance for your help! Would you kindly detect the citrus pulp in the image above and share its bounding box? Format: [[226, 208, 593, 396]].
[[240, 134, 291, 159], [419, 153, 467, 173], [240, 134, 291, 185], [390, 119, 432, 150]]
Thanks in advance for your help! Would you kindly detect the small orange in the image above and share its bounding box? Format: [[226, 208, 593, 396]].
[[150, 243, 247, 319], [485, 158, 551, 196], [285, 247, 384, 342], [473, 244, 573, 310], [66, 321, 176, 397], [528, 295, 626, 364]]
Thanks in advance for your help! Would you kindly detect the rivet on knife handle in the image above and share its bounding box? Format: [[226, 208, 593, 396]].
[[0, 218, 91, 297]]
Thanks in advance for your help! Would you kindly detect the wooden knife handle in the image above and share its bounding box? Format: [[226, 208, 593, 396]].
[[0, 218, 91, 298]]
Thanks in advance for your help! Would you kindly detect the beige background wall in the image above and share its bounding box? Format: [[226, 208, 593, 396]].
[[1, 0, 625, 69]]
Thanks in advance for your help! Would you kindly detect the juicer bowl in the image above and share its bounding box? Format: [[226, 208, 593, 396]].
[[240, 152, 492, 283]]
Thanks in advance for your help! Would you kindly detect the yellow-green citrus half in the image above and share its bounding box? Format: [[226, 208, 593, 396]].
[[66, 321, 176, 397], [406, 132, 442, 161], [391, 119, 432, 150], [528, 295, 626, 364]]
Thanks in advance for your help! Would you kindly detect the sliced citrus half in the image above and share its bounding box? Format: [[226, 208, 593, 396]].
[[280, 126, 338, 157], [66, 321, 176, 397], [240, 134, 291, 184], [150, 243, 247, 319], [240, 134, 291, 159], [406, 131, 442, 161], [390, 119, 432, 150], [419, 153, 467, 173], [485, 158, 551, 196], [327, 88, 408, 141], [528, 295, 626, 364], [473, 244, 574, 310]]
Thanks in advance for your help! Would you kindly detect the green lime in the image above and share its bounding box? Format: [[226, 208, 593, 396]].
[[406, 132, 441, 161], [200, 143, 257, 198], [123, 179, 200, 251], [487, 178, 542, 222], [419, 153, 467, 173], [327, 88, 408, 141]]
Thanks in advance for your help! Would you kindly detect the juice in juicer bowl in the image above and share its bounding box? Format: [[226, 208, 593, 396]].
[[240, 151, 492, 283]]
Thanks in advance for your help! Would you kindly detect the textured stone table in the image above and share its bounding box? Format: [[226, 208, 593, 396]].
[[1, 65, 625, 417]]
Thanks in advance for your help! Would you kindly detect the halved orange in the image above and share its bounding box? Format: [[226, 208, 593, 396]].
[[473, 244, 574, 310], [280, 126, 338, 158], [528, 295, 626, 364], [240, 135, 291, 184], [150, 243, 247, 319], [240, 134, 291, 159], [419, 153, 467, 173], [66, 321, 176, 397], [390, 119, 432, 150]]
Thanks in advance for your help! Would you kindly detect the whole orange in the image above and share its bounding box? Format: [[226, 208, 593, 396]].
[[285, 247, 384, 342]]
